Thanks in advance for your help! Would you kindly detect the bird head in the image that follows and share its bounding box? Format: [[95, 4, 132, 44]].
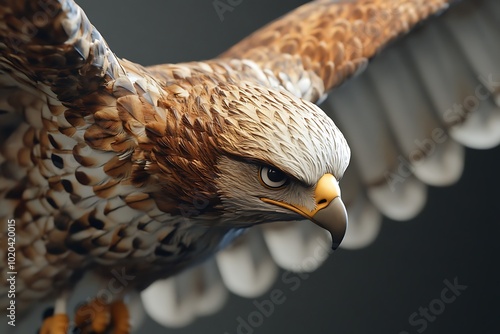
[[150, 77, 350, 249], [213, 81, 350, 250]]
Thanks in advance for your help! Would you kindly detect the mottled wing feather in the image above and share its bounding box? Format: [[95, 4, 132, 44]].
[[0, 0, 127, 307], [0, 0, 123, 102], [0, 0, 211, 307], [221, 0, 453, 102], [0, 0, 349, 311]]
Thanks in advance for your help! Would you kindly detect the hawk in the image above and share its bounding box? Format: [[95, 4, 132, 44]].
[[1, 0, 499, 333]]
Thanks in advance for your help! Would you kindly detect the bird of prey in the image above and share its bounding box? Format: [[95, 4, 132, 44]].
[[1, 0, 499, 334]]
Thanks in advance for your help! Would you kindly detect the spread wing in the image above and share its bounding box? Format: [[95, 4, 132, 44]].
[[137, 0, 500, 329], [1, 0, 498, 332], [0, 0, 215, 311], [0, 0, 125, 308], [218, 0, 500, 230]]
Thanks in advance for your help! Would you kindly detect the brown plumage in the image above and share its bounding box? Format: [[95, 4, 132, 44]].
[[1, 0, 498, 333], [0, 0, 350, 311], [222, 0, 451, 100]]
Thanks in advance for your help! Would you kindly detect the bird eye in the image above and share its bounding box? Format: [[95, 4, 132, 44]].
[[259, 166, 288, 189]]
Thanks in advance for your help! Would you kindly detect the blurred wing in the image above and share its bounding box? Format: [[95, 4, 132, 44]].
[[142, 0, 500, 328], [327, 0, 500, 241], [141, 222, 332, 328], [219, 0, 500, 248]]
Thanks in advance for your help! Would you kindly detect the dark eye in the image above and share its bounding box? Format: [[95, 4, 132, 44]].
[[259, 166, 288, 188]]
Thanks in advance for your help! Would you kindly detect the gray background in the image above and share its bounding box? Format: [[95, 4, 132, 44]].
[[4, 1, 500, 333]]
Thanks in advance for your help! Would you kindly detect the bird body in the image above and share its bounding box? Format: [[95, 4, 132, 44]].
[[1, 0, 499, 333], [0, 0, 349, 312]]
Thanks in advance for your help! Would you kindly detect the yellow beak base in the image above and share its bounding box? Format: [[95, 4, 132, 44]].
[[261, 173, 348, 250]]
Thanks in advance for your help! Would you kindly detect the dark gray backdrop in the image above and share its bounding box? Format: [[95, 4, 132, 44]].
[[4, 1, 500, 334]]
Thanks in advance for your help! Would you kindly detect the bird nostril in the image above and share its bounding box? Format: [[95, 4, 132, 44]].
[[317, 199, 327, 205]]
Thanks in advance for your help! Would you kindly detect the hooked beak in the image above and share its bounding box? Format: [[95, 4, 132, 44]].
[[261, 174, 348, 250]]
